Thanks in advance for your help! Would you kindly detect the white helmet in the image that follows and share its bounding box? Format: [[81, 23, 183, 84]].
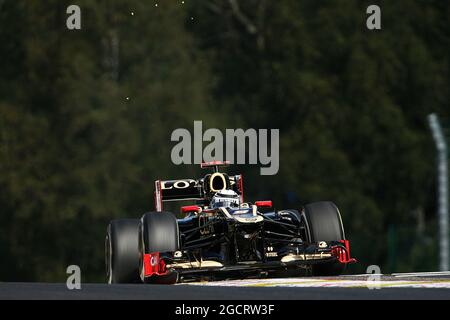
[[210, 189, 240, 208]]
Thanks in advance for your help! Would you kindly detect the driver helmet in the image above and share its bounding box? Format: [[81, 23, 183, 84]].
[[210, 189, 240, 208]]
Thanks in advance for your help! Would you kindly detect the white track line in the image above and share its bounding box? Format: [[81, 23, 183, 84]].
[[180, 271, 450, 288], [339, 274, 381, 277], [392, 271, 450, 277], [182, 277, 450, 289]]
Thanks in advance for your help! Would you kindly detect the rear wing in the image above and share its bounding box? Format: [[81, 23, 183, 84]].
[[200, 160, 230, 172], [154, 174, 243, 211]]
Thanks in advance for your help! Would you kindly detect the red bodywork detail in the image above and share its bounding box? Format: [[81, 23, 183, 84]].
[[331, 240, 357, 264], [181, 205, 201, 214], [154, 180, 163, 211], [143, 252, 168, 277], [201, 160, 230, 168], [255, 200, 272, 208], [238, 174, 244, 203]]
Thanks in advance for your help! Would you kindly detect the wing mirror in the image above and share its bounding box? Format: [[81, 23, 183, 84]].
[[255, 200, 272, 208], [181, 205, 201, 214]]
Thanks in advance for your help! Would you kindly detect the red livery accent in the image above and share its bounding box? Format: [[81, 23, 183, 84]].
[[238, 174, 244, 203], [255, 200, 272, 208], [331, 240, 357, 264], [181, 205, 201, 214], [143, 252, 168, 277]]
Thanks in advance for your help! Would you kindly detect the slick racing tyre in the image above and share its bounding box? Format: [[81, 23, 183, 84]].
[[105, 219, 141, 284], [139, 212, 180, 284], [302, 201, 347, 276]]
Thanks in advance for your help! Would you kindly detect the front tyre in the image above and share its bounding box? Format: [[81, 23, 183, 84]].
[[302, 201, 347, 276], [105, 219, 141, 284], [139, 212, 180, 284]]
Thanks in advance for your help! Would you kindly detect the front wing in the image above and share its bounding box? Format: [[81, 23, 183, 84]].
[[142, 240, 356, 282]]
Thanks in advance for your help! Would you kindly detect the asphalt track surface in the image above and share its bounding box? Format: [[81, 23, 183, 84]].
[[1, 273, 450, 300]]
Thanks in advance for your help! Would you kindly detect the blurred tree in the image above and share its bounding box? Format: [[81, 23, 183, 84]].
[[0, 0, 214, 281]]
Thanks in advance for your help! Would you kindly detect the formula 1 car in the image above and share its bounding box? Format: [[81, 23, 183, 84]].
[[105, 161, 356, 284]]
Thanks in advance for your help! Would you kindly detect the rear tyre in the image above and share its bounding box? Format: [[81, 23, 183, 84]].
[[139, 212, 180, 284], [302, 201, 347, 276], [105, 219, 141, 284]]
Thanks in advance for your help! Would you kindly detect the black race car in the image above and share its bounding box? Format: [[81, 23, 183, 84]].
[[105, 161, 356, 284]]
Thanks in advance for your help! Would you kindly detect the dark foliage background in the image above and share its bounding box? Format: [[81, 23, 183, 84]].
[[0, 0, 448, 281]]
